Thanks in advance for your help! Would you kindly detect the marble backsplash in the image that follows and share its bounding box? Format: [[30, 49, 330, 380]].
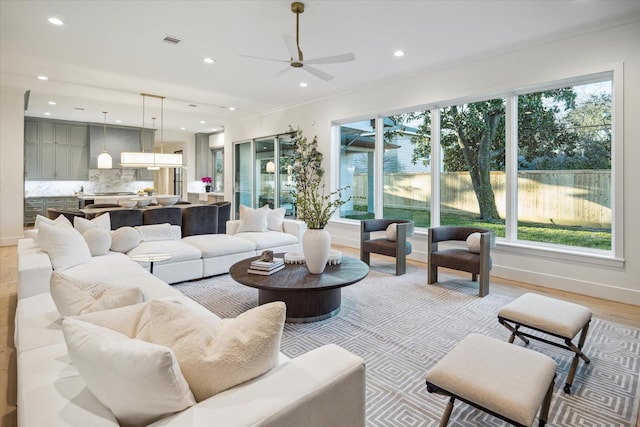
[[25, 169, 153, 197]]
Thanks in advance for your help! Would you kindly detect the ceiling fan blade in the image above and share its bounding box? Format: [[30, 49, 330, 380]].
[[302, 52, 355, 65], [274, 67, 291, 78], [239, 53, 289, 63], [303, 65, 334, 81], [283, 34, 301, 61]]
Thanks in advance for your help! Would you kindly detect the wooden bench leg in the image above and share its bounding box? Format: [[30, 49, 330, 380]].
[[538, 376, 555, 427], [564, 321, 591, 394], [439, 396, 455, 427]]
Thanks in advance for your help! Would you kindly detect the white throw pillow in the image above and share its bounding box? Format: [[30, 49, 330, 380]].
[[37, 220, 92, 270], [62, 317, 196, 427], [110, 227, 141, 253], [35, 213, 71, 230], [237, 204, 269, 233], [386, 223, 397, 241], [466, 232, 482, 253], [50, 271, 145, 317], [75, 301, 153, 341], [135, 223, 173, 242], [267, 207, 286, 232], [74, 213, 111, 234], [82, 228, 112, 256], [148, 299, 285, 402]]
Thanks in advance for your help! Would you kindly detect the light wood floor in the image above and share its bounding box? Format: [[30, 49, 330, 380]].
[[1, 244, 639, 427]]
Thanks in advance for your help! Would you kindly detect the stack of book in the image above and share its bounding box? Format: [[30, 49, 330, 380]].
[[247, 257, 285, 275]]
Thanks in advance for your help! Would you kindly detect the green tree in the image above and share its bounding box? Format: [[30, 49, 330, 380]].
[[389, 88, 577, 221]]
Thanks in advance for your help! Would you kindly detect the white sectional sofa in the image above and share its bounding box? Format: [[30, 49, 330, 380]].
[[16, 235, 366, 427]]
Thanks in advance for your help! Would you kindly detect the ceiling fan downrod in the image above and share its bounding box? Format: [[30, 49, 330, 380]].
[[291, 2, 304, 65]]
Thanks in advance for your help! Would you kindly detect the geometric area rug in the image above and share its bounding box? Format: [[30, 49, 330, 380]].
[[174, 266, 640, 427]]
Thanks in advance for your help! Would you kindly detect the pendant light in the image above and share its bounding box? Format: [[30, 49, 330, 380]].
[[97, 111, 113, 169], [120, 93, 184, 168]]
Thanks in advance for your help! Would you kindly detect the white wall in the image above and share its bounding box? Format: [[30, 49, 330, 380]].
[[225, 21, 640, 305], [0, 87, 25, 246]]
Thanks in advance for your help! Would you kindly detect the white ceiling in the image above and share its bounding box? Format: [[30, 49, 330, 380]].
[[2, 0, 640, 135]]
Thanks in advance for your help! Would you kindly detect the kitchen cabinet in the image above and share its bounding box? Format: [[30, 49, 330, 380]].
[[24, 118, 89, 180], [24, 196, 78, 226]]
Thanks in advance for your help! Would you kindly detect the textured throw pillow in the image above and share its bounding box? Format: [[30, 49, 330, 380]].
[[386, 223, 397, 241], [148, 299, 285, 402], [135, 223, 173, 241], [237, 204, 269, 233], [37, 220, 92, 270], [466, 232, 482, 253], [110, 227, 141, 253], [74, 213, 111, 234], [82, 228, 112, 256], [50, 271, 145, 317], [62, 317, 196, 427], [267, 207, 286, 232]]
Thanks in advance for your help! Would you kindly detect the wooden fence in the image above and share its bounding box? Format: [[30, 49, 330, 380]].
[[352, 170, 611, 227]]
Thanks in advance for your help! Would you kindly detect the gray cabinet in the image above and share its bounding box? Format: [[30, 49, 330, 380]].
[[137, 129, 155, 181], [24, 119, 89, 180], [194, 133, 212, 180], [24, 196, 80, 226]]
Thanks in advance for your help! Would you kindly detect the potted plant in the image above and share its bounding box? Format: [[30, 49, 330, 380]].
[[201, 176, 212, 192], [288, 126, 351, 273]]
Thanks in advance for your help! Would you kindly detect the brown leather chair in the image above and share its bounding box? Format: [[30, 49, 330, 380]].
[[427, 226, 494, 297], [360, 219, 414, 276]]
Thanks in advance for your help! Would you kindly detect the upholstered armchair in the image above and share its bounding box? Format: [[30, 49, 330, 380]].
[[427, 226, 495, 297], [360, 219, 414, 276]]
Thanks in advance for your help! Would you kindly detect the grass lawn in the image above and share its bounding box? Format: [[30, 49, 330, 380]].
[[344, 207, 611, 250]]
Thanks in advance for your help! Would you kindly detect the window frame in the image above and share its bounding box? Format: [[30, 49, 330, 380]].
[[330, 66, 624, 267]]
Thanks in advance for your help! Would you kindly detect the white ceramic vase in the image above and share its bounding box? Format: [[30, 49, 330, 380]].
[[302, 228, 331, 274]]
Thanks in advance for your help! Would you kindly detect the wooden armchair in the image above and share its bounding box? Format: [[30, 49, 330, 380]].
[[360, 219, 414, 276], [427, 226, 494, 297]]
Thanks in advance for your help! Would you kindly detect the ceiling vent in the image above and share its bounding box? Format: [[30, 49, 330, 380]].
[[163, 35, 182, 45]]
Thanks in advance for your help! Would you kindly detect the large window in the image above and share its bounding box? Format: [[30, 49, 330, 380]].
[[339, 120, 375, 219], [382, 113, 431, 227], [516, 80, 612, 249], [439, 98, 506, 237], [333, 72, 616, 254]]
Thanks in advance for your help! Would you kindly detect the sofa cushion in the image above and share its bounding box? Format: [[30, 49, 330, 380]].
[[74, 213, 111, 234], [135, 223, 173, 241], [148, 299, 285, 402], [128, 240, 202, 263], [182, 234, 256, 257], [38, 220, 92, 271], [237, 204, 269, 233], [267, 207, 286, 232], [233, 230, 299, 250], [82, 228, 112, 256], [50, 271, 145, 317], [110, 227, 141, 253], [62, 317, 196, 427]]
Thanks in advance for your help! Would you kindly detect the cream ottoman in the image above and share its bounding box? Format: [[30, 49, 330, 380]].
[[498, 292, 592, 394], [425, 333, 557, 427]]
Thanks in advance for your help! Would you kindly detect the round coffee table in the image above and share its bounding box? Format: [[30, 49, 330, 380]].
[[229, 254, 369, 323]]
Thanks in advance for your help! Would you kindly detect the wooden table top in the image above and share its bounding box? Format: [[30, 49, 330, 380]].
[[229, 253, 369, 292]]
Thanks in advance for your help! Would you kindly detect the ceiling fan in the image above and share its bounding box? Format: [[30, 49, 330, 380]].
[[240, 2, 355, 81]]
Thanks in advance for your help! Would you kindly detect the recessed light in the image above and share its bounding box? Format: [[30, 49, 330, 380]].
[[180, 127, 186, 131], [393, 50, 405, 57], [44, 112, 51, 116], [116, 120, 122, 123], [48, 17, 64, 26], [37, 75, 48, 80], [299, 82, 308, 87], [203, 57, 215, 64], [200, 120, 206, 124], [229, 107, 235, 111], [48, 101, 56, 105]]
